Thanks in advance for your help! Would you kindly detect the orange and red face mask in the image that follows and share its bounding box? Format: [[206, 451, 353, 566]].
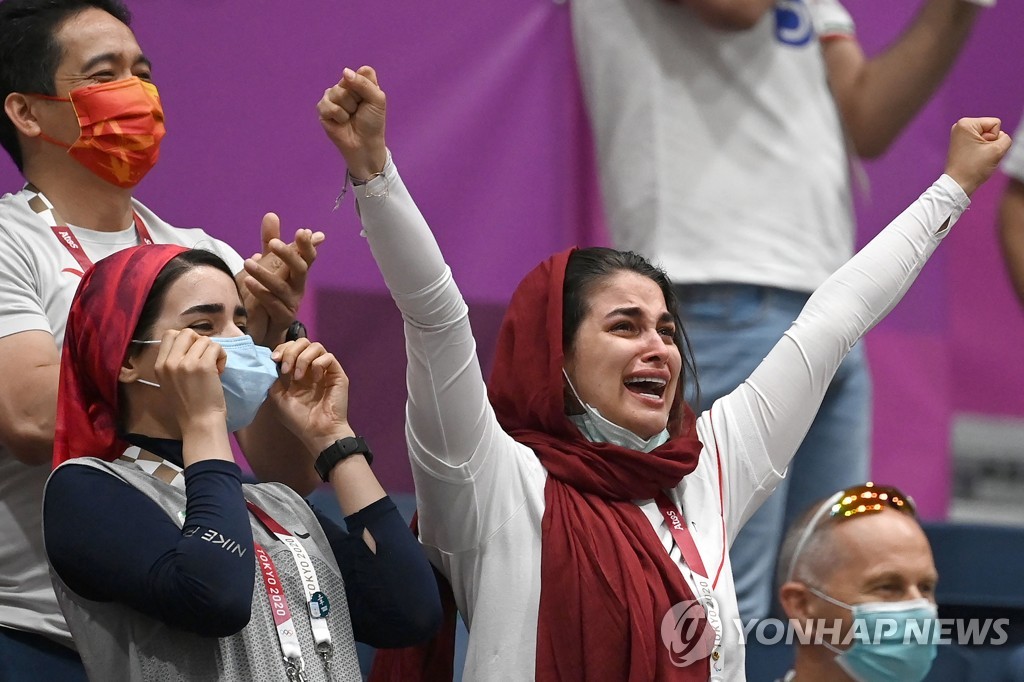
[[33, 77, 165, 188]]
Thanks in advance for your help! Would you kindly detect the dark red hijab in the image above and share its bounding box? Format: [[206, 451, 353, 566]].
[[373, 248, 711, 681], [53, 244, 188, 466], [491, 247, 709, 680]]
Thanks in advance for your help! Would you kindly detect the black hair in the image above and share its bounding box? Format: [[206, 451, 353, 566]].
[[128, 249, 236, 352], [562, 247, 700, 405], [0, 0, 132, 170]]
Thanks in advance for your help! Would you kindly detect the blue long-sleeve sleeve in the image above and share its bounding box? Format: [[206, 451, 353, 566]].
[[45, 460, 439, 646], [44, 460, 255, 638], [313, 497, 442, 648]]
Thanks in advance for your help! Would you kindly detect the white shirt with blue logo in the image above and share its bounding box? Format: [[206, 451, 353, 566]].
[[573, 0, 857, 294]]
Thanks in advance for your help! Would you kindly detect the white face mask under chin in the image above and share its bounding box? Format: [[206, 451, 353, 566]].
[[563, 370, 670, 452]]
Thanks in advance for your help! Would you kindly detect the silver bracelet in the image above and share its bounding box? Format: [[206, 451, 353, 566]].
[[333, 165, 389, 210]]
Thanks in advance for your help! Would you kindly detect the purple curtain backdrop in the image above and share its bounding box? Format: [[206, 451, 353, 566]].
[[2, 0, 1021, 516]]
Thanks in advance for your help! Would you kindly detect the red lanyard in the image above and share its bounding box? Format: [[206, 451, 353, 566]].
[[26, 184, 154, 273], [49, 212, 154, 273], [253, 542, 305, 677], [116, 449, 329, 679], [655, 491, 708, 578], [247, 501, 333, 678]]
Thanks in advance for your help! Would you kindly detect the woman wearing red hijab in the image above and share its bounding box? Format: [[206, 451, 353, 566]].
[[320, 68, 1010, 681], [42, 244, 441, 680]]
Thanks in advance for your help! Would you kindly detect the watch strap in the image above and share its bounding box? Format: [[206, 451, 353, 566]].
[[285, 320, 308, 342], [314, 436, 373, 482]]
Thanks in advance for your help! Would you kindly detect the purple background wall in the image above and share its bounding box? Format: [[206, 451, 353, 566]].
[[847, 0, 1024, 516], [2, 0, 1021, 515]]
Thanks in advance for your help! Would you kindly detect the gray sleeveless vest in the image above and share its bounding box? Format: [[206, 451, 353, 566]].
[[45, 457, 362, 681]]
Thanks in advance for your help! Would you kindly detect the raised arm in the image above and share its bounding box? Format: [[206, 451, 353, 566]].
[[716, 118, 1009, 525], [316, 68, 538, 552], [316, 68, 447, 301], [823, 0, 984, 159], [316, 68, 509, 466]]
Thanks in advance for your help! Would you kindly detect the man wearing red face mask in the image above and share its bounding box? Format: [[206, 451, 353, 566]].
[[0, 1, 323, 676]]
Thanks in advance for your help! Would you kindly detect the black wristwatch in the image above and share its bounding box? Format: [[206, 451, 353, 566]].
[[314, 436, 373, 482]]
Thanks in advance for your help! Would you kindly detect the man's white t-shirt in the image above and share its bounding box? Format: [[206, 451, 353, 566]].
[[572, 0, 857, 293]]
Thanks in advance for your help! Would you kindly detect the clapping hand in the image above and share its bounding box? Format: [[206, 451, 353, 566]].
[[240, 215, 325, 347]]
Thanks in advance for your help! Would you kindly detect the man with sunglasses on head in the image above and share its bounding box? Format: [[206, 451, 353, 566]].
[[0, 0, 323, 676], [775, 483, 939, 682]]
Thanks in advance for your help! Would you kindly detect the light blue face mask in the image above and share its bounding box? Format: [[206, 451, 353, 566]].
[[132, 335, 279, 433], [562, 370, 669, 452], [808, 586, 939, 682]]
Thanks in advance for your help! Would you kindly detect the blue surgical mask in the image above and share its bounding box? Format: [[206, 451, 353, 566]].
[[563, 370, 669, 452], [808, 586, 938, 682], [131, 335, 278, 433], [215, 336, 279, 432]]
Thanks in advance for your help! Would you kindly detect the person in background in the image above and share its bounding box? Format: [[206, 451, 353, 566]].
[[999, 114, 1024, 305], [317, 66, 1008, 680], [776, 483, 939, 682], [571, 0, 992, 625], [0, 0, 320, 675], [43, 244, 441, 681]]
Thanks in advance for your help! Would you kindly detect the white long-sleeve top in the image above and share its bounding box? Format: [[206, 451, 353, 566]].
[[354, 160, 968, 681]]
